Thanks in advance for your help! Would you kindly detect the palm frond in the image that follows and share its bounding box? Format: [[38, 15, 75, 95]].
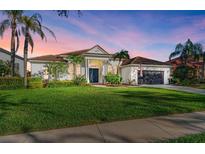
[[30, 13, 42, 22], [0, 19, 10, 37], [42, 26, 56, 40]]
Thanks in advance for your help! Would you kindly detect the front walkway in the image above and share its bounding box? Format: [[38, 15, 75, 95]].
[[140, 84, 205, 95], [1, 111, 205, 142]]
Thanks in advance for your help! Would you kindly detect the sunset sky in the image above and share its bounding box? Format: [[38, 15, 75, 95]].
[[1, 10, 205, 61]]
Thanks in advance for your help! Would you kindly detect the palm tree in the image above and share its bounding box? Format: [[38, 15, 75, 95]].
[[169, 39, 203, 64], [113, 50, 130, 75], [0, 10, 23, 76], [21, 13, 56, 87], [66, 55, 84, 78], [202, 52, 205, 79]]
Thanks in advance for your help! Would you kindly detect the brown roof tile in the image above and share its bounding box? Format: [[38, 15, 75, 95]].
[[59, 49, 90, 56], [122, 56, 170, 66], [29, 55, 65, 62], [29, 45, 111, 62], [0, 48, 24, 60]]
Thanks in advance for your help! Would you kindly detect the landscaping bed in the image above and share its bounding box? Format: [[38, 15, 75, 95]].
[[0, 86, 205, 136]]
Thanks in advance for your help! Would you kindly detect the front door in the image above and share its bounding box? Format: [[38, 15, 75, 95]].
[[89, 68, 99, 83]]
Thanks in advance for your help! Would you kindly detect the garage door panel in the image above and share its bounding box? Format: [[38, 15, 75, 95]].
[[138, 70, 164, 84]]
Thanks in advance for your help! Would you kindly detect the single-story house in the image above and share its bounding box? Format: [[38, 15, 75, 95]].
[[29, 45, 171, 85], [121, 57, 171, 85], [0, 48, 24, 77]]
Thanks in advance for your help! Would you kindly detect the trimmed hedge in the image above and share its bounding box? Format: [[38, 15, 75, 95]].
[[28, 77, 43, 89], [47, 80, 74, 88], [0, 77, 24, 89], [0, 77, 43, 90]]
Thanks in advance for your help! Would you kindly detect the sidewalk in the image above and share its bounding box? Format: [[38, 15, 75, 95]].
[[1, 111, 205, 143], [140, 84, 205, 95]]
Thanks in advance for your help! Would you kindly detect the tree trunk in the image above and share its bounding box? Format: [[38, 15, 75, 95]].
[[203, 61, 205, 80], [10, 25, 16, 76], [23, 30, 29, 88]]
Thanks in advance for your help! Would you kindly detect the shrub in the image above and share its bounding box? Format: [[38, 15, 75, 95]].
[[0, 77, 24, 89], [105, 73, 122, 85], [47, 80, 74, 88], [0, 60, 10, 77], [72, 75, 87, 86], [172, 65, 197, 86], [173, 65, 196, 81], [197, 79, 205, 84], [28, 77, 43, 89]]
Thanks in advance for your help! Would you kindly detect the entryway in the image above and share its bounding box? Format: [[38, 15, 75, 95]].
[[89, 68, 99, 83]]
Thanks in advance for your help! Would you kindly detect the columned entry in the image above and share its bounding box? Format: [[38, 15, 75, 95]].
[[89, 68, 99, 83]]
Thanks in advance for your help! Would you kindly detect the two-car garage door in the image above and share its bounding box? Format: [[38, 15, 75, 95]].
[[138, 70, 164, 84]]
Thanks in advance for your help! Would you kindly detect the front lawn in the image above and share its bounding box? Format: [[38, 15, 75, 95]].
[[0, 86, 205, 136], [165, 132, 205, 143]]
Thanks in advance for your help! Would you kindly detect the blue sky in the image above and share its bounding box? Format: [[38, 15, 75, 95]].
[[1, 10, 205, 61]]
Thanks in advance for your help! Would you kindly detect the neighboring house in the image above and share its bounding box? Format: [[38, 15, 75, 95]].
[[0, 48, 24, 77], [167, 57, 205, 79], [29, 45, 171, 85], [121, 57, 171, 85]]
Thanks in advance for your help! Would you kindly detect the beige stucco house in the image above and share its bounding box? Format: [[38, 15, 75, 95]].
[[29, 45, 171, 85], [29, 45, 119, 83]]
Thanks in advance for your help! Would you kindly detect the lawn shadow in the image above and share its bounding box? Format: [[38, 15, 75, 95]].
[[114, 90, 205, 115], [154, 112, 205, 134]]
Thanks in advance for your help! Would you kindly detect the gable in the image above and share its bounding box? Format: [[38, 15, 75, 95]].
[[87, 46, 109, 55]]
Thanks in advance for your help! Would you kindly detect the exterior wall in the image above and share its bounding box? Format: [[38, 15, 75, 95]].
[[108, 60, 119, 74], [31, 62, 68, 80], [121, 65, 171, 85], [31, 63, 48, 79], [67, 63, 81, 80], [121, 67, 132, 84], [0, 51, 24, 77]]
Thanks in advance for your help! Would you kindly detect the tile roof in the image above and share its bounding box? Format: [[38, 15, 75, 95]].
[[29, 45, 111, 61], [29, 55, 65, 62], [59, 45, 110, 56], [0, 48, 24, 60], [59, 48, 90, 56], [122, 56, 170, 66]]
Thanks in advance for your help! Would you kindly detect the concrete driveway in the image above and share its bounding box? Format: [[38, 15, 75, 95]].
[[140, 84, 205, 95], [1, 111, 205, 142]]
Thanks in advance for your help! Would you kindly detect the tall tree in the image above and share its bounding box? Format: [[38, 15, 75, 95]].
[[202, 52, 205, 79], [0, 10, 23, 76], [21, 13, 56, 87], [66, 55, 84, 78], [169, 39, 203, 65], [113, 50, 130, 75], [56, 11, 82, 17]]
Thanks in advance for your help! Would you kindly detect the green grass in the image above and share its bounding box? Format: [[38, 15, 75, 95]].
[[0, 86, 205, 136], [166, 132, 205, 143], [192, 84, 205, 89]]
